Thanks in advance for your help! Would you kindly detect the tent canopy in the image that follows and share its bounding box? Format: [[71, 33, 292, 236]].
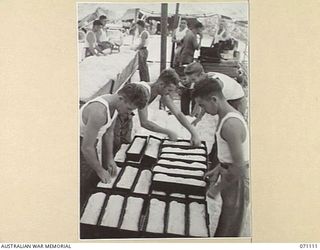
[[78, 7, 117, 28]]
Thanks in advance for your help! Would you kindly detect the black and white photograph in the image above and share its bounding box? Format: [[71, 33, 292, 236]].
[[78, 2, 249, 239]]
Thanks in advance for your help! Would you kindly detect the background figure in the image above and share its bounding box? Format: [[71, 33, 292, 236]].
[[179, 21, 203, 114], [96, 15, 114, 51], [134, 20, 150, 82], [172, 19, 189, 67], [84, 20, 107, 57], [179, 21, 203, 65]]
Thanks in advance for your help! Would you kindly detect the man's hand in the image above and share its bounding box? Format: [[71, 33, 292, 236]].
[[207, 182, 221, 198], [106, 160, 118, 177], [166, 130, 178, 141], [191, 134, 201, 147], [204, 165, 221, 183], [191, 118, 201, 126], [96, 168, 112, 183]]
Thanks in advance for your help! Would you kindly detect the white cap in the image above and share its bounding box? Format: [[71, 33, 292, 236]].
[[207, 72, 244, 100]]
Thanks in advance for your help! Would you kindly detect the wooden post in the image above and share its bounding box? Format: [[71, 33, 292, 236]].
[[159, 3, 168, 110], [170, 3, 180, 67], [160, 3, 168, 72]]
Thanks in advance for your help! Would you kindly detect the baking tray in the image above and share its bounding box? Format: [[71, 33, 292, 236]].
[[160, 146, 207, 157], [159, 153, 208, 164], [161, 139, 206, 149], [152, 164, 205, 180], [126, 135, 148, 162], [151, 172, 207, 196], [113, 165, 140, 193], [131, 169, 153, 198], [141, 195, 188, 238], [81, 189, 149, 239], [95, 166, 123, 191], [114, 143, 130, 167], [114, 194, 149, 238], [141, 135, 163, 167], [186, 197, 211, 237], [157, 159, 208, 172], [157, 158, 208, 172]]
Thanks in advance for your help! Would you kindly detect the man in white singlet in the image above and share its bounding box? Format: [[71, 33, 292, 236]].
[[183, 62, 246, 125], [80, 83, 148, 206], [193, 77, 249, 237], [84, 20, 107, 57], [172, 19, 189, 67], [123, 68, 201, 146], [132, 20, 150, 82]]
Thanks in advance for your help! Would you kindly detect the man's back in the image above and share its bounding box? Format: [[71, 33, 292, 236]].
[[180, 30, 198, 64]]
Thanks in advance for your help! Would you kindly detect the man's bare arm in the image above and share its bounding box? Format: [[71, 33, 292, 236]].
[[102, 118, 118, 176], [138, 105, 177, 140], [162, 95, 201, 146], [134, 32, 147, 51], [81, 104, 111, 183], [219, 117, 247, 189]]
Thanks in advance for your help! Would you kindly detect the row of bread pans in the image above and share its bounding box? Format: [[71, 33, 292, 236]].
[[80, 189, 210, 239], [121, 135, 209, 167]]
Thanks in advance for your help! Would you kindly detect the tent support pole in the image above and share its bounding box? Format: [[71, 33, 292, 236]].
[[159, 3, 168, 110], [170, 3, 180, 67]]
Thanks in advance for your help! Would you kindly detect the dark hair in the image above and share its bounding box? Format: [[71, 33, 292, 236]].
[[192, 77, 223, 99], [99, 15, 107, 20], [181, 19, 188, 24], [158, 68, 180, 87], [193, 21, 203, 29], [136, 20, 145, 28], [118, 83, 149, 109], [93, 20, 102, 26]]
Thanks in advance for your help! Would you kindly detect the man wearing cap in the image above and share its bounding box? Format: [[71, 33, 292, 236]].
[[184, 62, 246, 126]]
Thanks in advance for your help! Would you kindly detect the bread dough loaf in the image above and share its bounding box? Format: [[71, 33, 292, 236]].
[[153, 165, 204, 177], [97, 166, 121, 189], [144, 138, 161, 158], [189, 202, 208, 237], [160, 153, 206, 162], [114, 144, 130, 162], [153, 173, 206, 187], [158, 159, 207, 170], [151, 190, 166, 196], [116, 166, 138, 189], [167, 201, 185, 235], [188, 195, 205, 200], [120, 197, 144, 231], [163, 140, 205, 147], [134, 170, 152, 194], [146, 198, 166, 233], [80, 192, 106, 225], [127, 137, 146, 154], [170, 193, 186, 199], [162, 147, 206, 155], [100, 195, 124, 227]]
